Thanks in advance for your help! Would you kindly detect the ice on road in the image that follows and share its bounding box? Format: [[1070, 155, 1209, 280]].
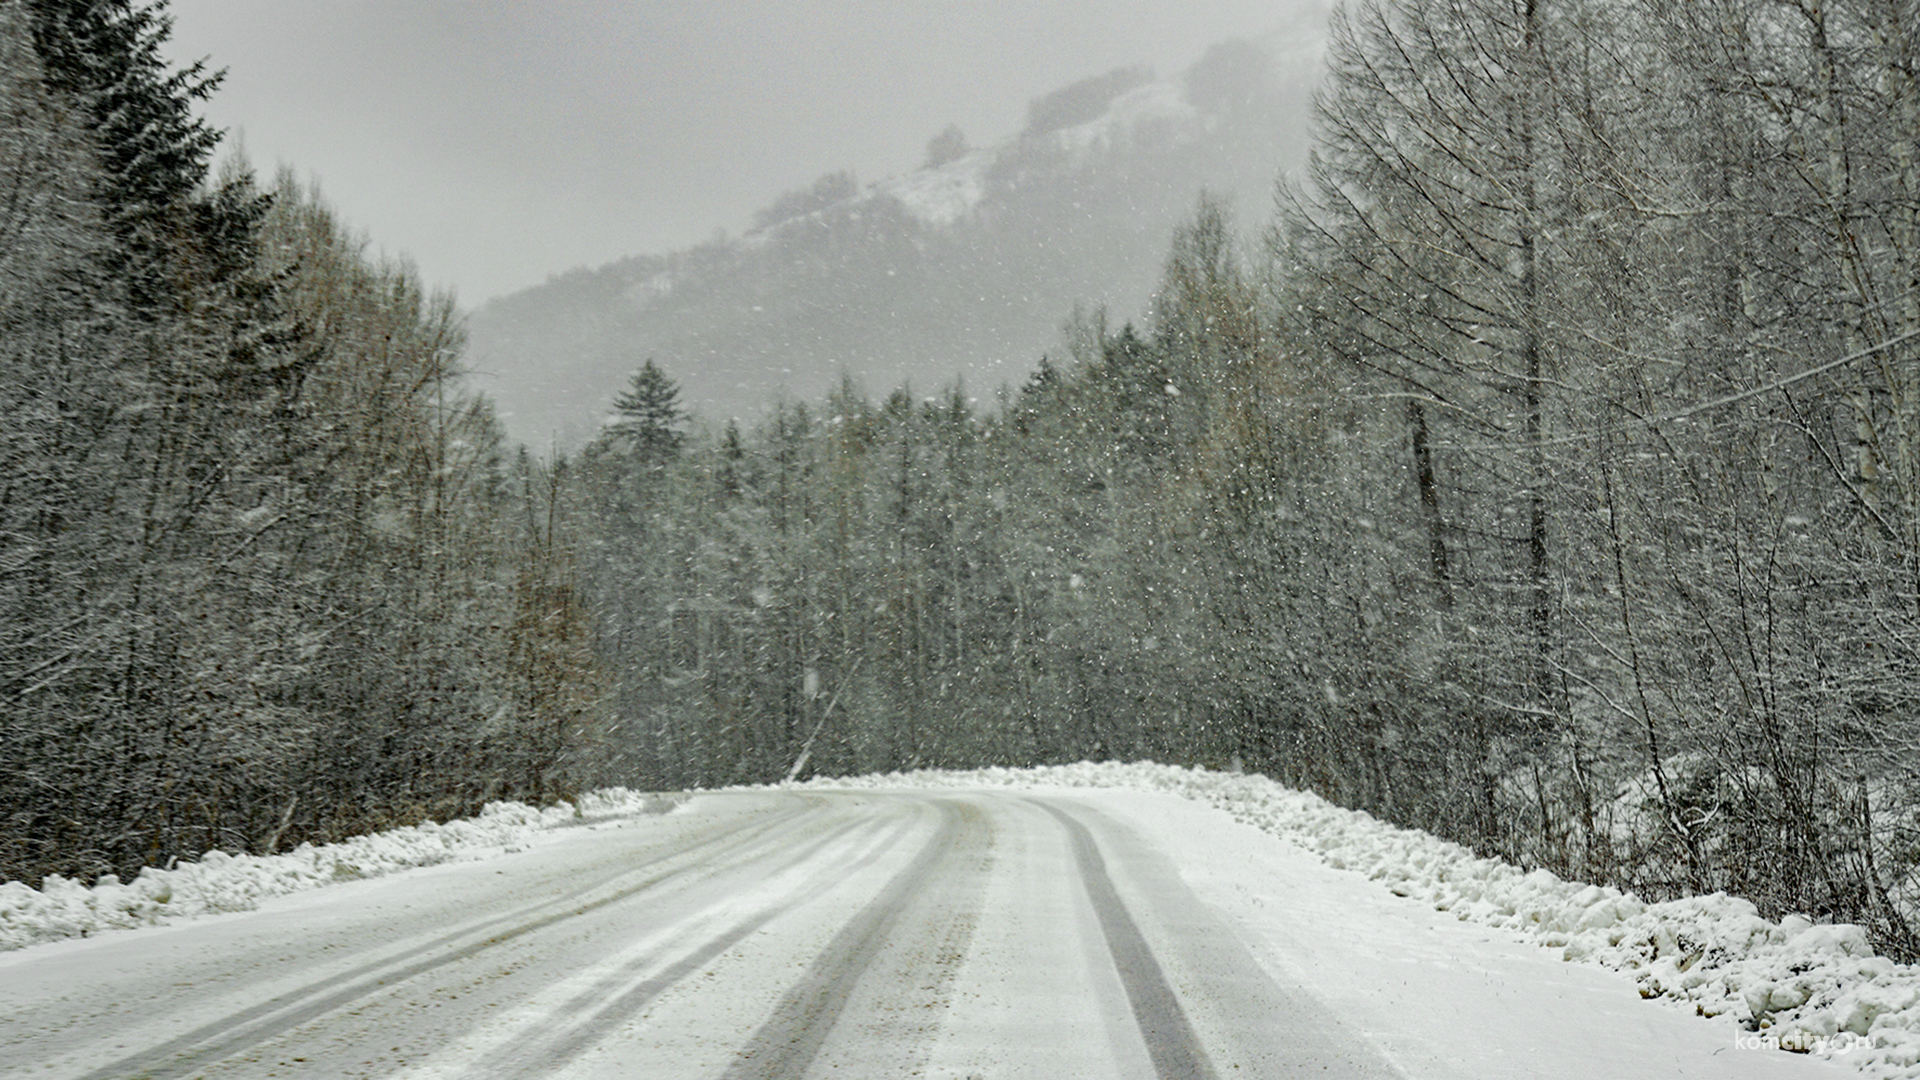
[[0, 788, 1850, 1078]]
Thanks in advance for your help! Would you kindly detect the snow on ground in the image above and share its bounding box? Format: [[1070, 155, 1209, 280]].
[[0, 788, 677, 952], [812, 762, 1919, 1079], [865, 70, 1200, 230], [1062, 785, 1841, 1079], [1, 761, 1913, 1076], [872, 151, 990, 227]]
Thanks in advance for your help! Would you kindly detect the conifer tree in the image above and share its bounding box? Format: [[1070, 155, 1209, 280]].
[[610, 360, 687, 466], [24, 0, 238, 310]]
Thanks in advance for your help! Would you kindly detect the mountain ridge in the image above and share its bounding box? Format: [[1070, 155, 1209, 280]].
[[464, 24, 1326, 449]]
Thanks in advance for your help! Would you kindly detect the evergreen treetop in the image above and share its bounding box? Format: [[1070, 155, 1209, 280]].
[[28, 0, 223, 231], [610, 359, 687, 464]]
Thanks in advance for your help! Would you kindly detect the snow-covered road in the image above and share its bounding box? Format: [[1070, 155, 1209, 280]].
[[0, 788, 1853, 1078]]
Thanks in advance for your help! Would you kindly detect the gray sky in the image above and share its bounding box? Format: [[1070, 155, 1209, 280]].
[[164, 0, 1305, 307]]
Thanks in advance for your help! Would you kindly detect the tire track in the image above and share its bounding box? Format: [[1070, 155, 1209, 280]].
[[76, 796, 837, 1080], [1035, 800, 1219, 1080], [719, 797, 987, 1080], [465, 805, 928, 1077]]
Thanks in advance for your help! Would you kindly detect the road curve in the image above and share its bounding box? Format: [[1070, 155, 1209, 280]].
[[0, 789, 1400, 1079]]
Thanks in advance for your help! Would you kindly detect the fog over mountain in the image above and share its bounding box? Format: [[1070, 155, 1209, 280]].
[[466, 26, 1325, 449]]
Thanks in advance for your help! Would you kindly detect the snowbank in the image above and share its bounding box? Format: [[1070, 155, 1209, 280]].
[[808, 761, 1920, 1078], [0, 788, 678, 953]]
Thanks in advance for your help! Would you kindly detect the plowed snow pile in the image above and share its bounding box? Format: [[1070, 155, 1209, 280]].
[[0, 789, 676, 951]]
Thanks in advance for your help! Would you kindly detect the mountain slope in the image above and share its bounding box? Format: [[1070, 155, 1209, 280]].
[[464, 29, 1325, 448]]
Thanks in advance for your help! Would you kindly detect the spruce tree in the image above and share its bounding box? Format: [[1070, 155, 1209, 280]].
[[25, 0, 235, 310], [610, 359, 687, 466]]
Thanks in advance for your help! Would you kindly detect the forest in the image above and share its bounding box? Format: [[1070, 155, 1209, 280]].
[[7, 0, 1920, 961], [0, 0, 589, 886]]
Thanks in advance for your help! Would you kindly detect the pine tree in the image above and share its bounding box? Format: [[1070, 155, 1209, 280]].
[[25, 0, 234, 311], [610, 359, 687, 467]]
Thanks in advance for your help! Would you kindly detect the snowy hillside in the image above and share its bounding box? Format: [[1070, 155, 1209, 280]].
[[864, 75, 1201, 231], [464, 29, 1324, 448]]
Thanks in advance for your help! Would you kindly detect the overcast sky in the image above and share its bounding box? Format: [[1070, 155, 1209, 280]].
[[163, 0, 1311, 307]]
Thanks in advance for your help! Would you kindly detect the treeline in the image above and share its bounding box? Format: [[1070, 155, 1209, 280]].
[[1287, 0, 1920, 954], [569, 0, 1920, 957], [0, 1, 596, 886]]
